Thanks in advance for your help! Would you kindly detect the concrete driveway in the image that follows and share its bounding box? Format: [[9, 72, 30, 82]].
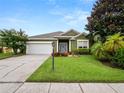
[[0, 55, 49, 82]]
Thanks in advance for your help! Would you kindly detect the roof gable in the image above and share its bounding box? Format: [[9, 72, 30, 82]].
[[60, 29, 80, 36], [71, 33, 87, 40]]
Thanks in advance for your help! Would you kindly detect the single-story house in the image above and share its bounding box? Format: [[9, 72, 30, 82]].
[[26, 29, 89, 54]]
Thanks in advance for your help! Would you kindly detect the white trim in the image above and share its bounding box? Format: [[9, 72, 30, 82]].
[[26, 41, 52, 44], [87, 40, 89, 48], [54, 36, 73, 38], [57, 39, 58, 52], [70, 33, 87, 40], [28, 38, 57, 40], [77, 39, 89, 49], [69, 40, 71, 52], [77, 39, 89, 42]]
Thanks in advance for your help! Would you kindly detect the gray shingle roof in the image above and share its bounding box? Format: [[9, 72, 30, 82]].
[[29, 31, 63, 38]]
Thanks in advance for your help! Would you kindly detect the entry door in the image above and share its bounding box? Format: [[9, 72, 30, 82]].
[[59, 43, 68, 53]]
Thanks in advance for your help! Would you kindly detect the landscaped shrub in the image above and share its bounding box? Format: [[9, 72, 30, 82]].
[[68, 52, 72, 55], [112, 48, 124, 68], [73, 48, 90, 55], [61, 52, 69, 57], [91, 42, 109, 61], [53, 52, 69, 57], [52, 52, 60, 57]]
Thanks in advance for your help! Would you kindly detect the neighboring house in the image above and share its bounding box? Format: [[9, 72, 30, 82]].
[[26, 29, 89, 54]]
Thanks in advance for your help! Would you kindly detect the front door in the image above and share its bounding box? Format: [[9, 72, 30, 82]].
[[59, 42, 68, 53]]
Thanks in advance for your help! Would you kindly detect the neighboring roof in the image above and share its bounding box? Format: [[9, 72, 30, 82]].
[[29, 31, 63, 38]]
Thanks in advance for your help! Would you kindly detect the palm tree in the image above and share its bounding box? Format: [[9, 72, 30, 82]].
[[91, 42, 108, 60], [104, 33, 124, 54]]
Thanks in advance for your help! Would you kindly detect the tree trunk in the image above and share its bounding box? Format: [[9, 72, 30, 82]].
[[13, 48, 17, 55]]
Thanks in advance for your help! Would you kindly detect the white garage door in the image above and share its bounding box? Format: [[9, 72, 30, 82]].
[[26, 41, 52, 54]]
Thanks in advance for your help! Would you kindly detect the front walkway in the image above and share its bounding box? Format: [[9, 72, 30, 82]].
[[0, 83, 124, 93]]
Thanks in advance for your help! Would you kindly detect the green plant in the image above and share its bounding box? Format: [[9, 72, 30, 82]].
[[73, 48, 90, 55], [91, 42, 109, 60], [0, 29, 28, 54], [53, 52, 68, 57], [61, 52, 68, 57], [53, 52, 60, 57], [27, 55, 124, 82], [86, 0, 124, 42], [112, 48, 124, 68], [104, 33, 124, 54]]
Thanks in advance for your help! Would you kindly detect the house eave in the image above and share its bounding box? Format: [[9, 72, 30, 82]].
[[28, 38, 57, 41], [54, 36, 73, 39]]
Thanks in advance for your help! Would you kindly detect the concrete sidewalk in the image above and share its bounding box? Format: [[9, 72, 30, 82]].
[[0, 83, 124, 93]]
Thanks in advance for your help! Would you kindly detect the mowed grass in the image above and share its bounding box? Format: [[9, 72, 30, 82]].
[[27, 55, 124, 82], [0, 53, 13, 60]]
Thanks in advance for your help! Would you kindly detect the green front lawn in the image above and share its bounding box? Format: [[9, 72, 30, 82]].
[[27, 55, 124, 82], [0, 53, 13, 60]]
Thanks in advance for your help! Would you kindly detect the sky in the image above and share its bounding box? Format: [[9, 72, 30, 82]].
[[0, 0, 96, 36]]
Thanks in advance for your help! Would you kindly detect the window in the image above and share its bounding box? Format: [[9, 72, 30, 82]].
[[77, 40, 89, 49]]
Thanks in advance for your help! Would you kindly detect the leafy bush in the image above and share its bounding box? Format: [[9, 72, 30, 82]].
[[73, 48, 90, 55], [112, 48, 124, 68], [104, 33, 124, 55], [61, 52, 68, 57], [53, 52, 60, 57], [68, 52, 72, 55], [91, 42, 109, 60], [0, 29, 27, 54], [53, 52, 69, 57]]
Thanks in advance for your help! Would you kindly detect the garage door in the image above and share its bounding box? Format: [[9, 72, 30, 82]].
[[26, 41, 52, 54]]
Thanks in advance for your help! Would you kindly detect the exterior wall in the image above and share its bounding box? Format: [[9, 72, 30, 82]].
[[71, 35, 89, 52], [28, 33, 89, 53], [76, 35, 86, 39], [71, 40, 77, 51]]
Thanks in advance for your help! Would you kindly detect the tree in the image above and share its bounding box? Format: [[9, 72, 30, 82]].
[[91, 41, 108, 60], [86, 0, 124, 42], [104, 33, 124, 55], [0, 29, 28, 54]]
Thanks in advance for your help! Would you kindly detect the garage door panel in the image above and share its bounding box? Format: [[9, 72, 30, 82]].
[[26, 42, 52, 54]]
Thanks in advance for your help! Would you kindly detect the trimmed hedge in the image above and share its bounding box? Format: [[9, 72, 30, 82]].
[[112, 48, 124, 69], [73, 48, 90, 55]]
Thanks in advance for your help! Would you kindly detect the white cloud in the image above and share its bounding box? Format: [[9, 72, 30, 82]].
[[0, 17, 27, 24], [50, 10, 90, 28]]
